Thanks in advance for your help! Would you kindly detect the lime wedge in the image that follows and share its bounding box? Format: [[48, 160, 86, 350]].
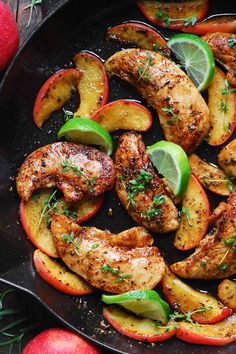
[[102, 290, 170, 325], [147, 140, 190, 197], [167, 33, 215, 92], [57, 117, 113, 155]]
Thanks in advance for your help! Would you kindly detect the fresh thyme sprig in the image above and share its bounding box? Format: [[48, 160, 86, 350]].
[[202, 177, 234, 192], [23, 0, 43, 29], [162, 104, 179, 125], [62, 232, 82, 256], [213, 233, 236, 276], [155, 10, 197, 27], [137, 52, 154, 83], [38, 189, 58, 226], [101, 264, 131, 283], [169, 306, 213, 324], [61, 159, 97, 193]]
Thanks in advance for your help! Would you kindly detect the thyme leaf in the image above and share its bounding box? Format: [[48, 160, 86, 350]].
[[155, 9, 197, 27], [23, 0, 43, 28]]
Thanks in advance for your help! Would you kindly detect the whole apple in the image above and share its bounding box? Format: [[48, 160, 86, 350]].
[[22, 328, 102, 354], [0, 1, 19, 71]]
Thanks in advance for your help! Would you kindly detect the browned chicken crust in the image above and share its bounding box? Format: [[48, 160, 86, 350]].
[[171, 193, 236, 279], [202, 32, 236, 87], [105, 48, 210, 153], [218, 139, 236, 178], [16, 142, 115, 202], [115, 132, 179, 233], [51, 214, 165, 293]]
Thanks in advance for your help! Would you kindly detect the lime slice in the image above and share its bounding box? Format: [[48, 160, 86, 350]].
[[57, 118, 113, 155], [167, 33, 215, 92], [147, 140, 190, 197], [102, 290, 170, 325]]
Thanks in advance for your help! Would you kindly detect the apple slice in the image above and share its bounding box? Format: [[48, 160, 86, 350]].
[[176, 313, 236, 345], [218, 279, 236, 312], [103, 306, 176, 342], [20, 189, 103, 257], [136, 0, 208, 30], [107, 22, 170, 57], [182, 14, 236, 35], [174, 174, 210, 251], [33, 68, 82, 128], [33, 249, 93, 295], [189, 153, 234, 196], [90, 99, 152, 132], [207, 67, 236, 146], [73, 51, 108, 118], [162, 267, 232, 324]]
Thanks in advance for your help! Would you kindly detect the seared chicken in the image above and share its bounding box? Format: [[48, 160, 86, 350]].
[[51, 214, 165, 293], [218, 139, 236, 178], [105, 48, 210, 153], [16, 142, 115, 202], [115, 132, 179, 233], [171, 193, 236, 279], [202, 32, 236, 87]]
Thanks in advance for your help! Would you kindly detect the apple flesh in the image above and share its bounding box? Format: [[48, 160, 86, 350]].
[[107, 21, 170, 57], [20, 189, 103, 257], [33, 68, 82, 128], [218, 279, 236, 312], [176, 313, 236, 345], [136, 0, 208, 30], [33, 249, 93, 295], [189, 153, 234, 196], [0, 1, 19, 71], [207, 67, 236, 146], [73, 51, 108, 118], [162, 267, 232, 324], [174, 174, 210, 250], [22, 328, 101, 354], [103, 306, 176, 342], [182, 14, 236, 35], [90, 99, 152, 132]]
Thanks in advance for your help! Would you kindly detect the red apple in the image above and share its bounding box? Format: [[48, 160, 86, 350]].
[[107, 21, 170, 57], [0, 1, 19, 71], [176, 313, 236, 346], [90, 99, 152, 132], [182, 14, 236, 35], [73, 51, 108, 118], [136, 0, 209, 30], [22, 328, 101, 354], [103, 306, 176, 342], [33, 68, 82, 128], [33, 249, 93, 295]]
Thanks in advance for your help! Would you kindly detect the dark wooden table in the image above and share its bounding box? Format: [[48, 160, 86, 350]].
[[0, 1, 112, 353]]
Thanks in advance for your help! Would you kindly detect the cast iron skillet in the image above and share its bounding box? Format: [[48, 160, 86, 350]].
[[0, 1, 236, 353]]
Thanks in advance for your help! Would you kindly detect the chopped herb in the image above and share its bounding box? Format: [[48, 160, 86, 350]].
[[162, 105, 179, 125], [200, 259, 207, 267], [169, 306, 213, 324], [141, 193, 166, 220], [227, 34, 236, 48], [216, 263, 229, 272], [62, 231, 75, 244], [219, 101, 228, 113], [127, 169, 153, 206], [87, 243, 99, 254], [63, 109, 74, 122], [155, 9, 197, 28], [137, 52, 154, 83], [223, 233, 236, 246], [23, 0, 43, 28], [181, 206, 192, 227], [101, 264, 131, 283], [60, 159, 96, 193], [221, 79, 236, 95]]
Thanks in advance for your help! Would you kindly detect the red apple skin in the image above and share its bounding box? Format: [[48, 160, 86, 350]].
[[76, 195, 104, 224], [22, 328, 101, 354], [182, 15, 236, 35], [103, 308, 176, 343], [0, 1, 19, 71]]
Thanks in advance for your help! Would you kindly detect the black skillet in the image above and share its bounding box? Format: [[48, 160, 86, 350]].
[[0, 1, 236, 353]]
